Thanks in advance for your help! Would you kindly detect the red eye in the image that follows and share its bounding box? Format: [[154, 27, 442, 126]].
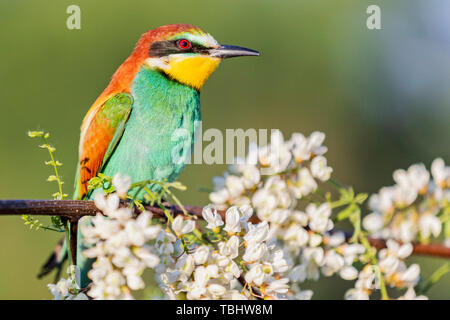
[[177, 39, 191, 49]]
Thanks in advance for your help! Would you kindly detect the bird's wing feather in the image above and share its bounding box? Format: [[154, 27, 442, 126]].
[[74, 92, 133, 199]]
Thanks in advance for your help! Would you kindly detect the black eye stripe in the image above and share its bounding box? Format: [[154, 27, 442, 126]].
[[149, 40, 210, 57]]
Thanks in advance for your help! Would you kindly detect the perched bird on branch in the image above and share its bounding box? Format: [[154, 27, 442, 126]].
[[39, 24, 259, 287]]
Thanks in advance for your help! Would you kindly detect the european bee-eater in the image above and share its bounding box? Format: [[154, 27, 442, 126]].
[[39, 24, 259, 287]]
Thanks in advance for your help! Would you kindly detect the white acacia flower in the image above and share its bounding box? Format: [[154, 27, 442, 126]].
[[244, 221, 270, 245], [293, 289, 314, 300], [283, 224, 309, 248], [397, 287, 428, 300], [112, 173, 132, 198], [345, 288, 369, 300], [218, 236, 240, 259], [47, 269, 87, 301], [193, 245, 210, 265], [175, 254, 195, 280], [339, 266, 359, 280], [238, 204, 254, 222], [398, 263, 421, 287], [309, 233, 323, 247], [171, 215, 195, 235], [289, 131, 328, 163], [270, 249, 289, 273], [111, 247, 135, 268], [225, 261, 241, 279], [187, 266, 209, 299], [83, 189, 162, 299], [265, 209, 288, 226], [252, 188, 278, 219], [397, 220, 417, 243], [393, 164, 429, 194], [209, 187, 229, 205], [291, 210, 309, 227], [362, 212, 384, 233], [122, 261, 145, 290], [266, 278, 289, 294], [321, 250, 344, 277], [239, 164, 261, 188], [289, 133, 310, 162], [381, 240, 413, 260], [418, 214, 442, 239], [94, 192, 120, 214], [431, 158, 450, 188], [223, 207, 241, 234], [310, 156, 333, 181], [307, 203, 333, 233], [244, 263, 265, 286], [292, 168, 318, 198], [307, 131, 328, 157], [205, 264, 219, 279], [133, 246, 160, 268], [326, 231, 345, 247], [202, 205, 224, 231], [258, 130, 292, 173], [300, 247, 325, 281], [341, 244, 365, 265], [289, 264, 307, 283], [243, 242, 267, 262], [355, 265, 378, 291], [369, 187, 395, 214], [225, 175, 245, 198], [207, 284, 227, 297], [124, 220, 147, 246]]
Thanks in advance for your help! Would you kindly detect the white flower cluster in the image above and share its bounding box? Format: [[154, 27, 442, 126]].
[[363, 158, 450, 244], [207, 131, 446, 300], [47, 266, 88, 300], [155, 205, 292, 300], [80, 189, 161, 299], [209, 131, 360, 297], [43, 135, 448, 300], [210, 130, 332, 211], [282, 208, 366, 293], [345, 240, 425, 300]]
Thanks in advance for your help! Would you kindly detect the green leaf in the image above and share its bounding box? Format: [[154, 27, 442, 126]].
[[355, 193, 368, 204], [27, 131, 44, 138], [169, 181, 187, 191], [39, 144, 56, 152]]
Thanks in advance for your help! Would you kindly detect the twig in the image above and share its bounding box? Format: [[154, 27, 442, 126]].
[[365, 237, 450, 259], [1, 199, 449, 258]]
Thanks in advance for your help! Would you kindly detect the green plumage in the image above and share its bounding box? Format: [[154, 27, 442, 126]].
[[76, 66, 201, 286], [102, 67, 200, 191]]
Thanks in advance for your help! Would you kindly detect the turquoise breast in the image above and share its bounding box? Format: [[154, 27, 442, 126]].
[[100, 66, 201, 198]]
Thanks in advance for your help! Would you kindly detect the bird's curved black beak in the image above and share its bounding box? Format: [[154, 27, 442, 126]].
[[209, 44, 260, 59]]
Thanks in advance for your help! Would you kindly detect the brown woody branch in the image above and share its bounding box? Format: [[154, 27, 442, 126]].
[[1, 199, 449, 259]]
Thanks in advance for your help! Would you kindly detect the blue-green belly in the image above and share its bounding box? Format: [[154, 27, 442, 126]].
[[100, 67, 200, 198]]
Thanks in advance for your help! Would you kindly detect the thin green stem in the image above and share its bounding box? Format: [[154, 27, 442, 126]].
[[42, 137, 65, 200], [418, 263, 450, 295]]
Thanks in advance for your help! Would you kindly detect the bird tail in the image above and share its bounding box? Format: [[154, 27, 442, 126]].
[[37, 236, 67, 282]]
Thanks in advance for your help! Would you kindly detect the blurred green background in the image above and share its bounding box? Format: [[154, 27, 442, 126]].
[[1, 0, 449, 299]]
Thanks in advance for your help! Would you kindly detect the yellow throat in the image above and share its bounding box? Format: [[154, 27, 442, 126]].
[[147, 55, 221, 91]]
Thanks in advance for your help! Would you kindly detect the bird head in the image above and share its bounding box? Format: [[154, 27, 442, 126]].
[[133, 24, 260, 90]]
